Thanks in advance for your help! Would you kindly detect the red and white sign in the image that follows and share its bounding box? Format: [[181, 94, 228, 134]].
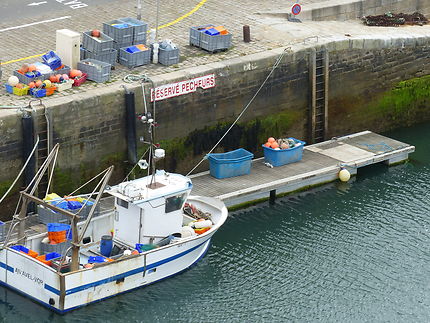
[[291, 3, 301, 15], [150, 74, 216, 102]]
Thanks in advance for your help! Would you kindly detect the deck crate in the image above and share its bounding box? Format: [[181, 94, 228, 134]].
[[119, 17, 148, 43], [13, 85, 29, 96], [84, 48, 117, 66], [158, 47, 179, 66], [30, 88, 46, 98], [56, 79, 74, 92], [82, 31, 114, 54], [77, 59, 111, 83], [13, 70, 46, 85], [119, 47, 150, 68], [207, 148, 253, 179], [200, 32, 232, 52], [262, 138, 306, 167], [103, 19, 134, 44], [72, 73, 87, 87], [189, 24, 214, 46]]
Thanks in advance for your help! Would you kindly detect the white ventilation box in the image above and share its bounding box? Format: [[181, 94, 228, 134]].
[[56, 29, 80, 69]]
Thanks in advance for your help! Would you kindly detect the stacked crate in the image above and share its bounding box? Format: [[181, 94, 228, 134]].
[[81, 31, 117, 66], [103, 18, 147, 52], [189, 24, 232, 52]]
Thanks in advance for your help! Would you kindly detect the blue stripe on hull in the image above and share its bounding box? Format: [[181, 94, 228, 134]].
[[0, 238, 211, 314], [0, 261, 15, 273]]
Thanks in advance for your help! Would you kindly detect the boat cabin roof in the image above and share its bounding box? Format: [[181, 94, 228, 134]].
[[106, 170, 192, 204]]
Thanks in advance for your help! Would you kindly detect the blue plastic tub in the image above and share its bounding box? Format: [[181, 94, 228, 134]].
[[47, 223, 70, 232], [207, 148, 253, 179], [11, 245, 29, 253], [262, 138, 306, 167], [205, 28, 220, 36]]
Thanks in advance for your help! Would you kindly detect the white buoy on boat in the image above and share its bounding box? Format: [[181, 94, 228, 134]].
[[339, 168, 351, 182]]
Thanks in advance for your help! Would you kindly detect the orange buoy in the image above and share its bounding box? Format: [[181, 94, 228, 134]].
[[49, 75, 57, 83], [35, 80, 43, 88], [28, 82, 36, 88], [28, 65, 37, 72], [91, 29, 101, 37], [270, 141, 279, 149], [268, 137, 276, 143], [15, 83, 24, 89], [264, 142, 271, 147], [55, 74, 62, 83]]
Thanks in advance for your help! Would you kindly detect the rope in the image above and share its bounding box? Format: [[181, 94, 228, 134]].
[[186, 47, 291, 176], [123, 74, 151, 83], [0, 136, 39, 205]]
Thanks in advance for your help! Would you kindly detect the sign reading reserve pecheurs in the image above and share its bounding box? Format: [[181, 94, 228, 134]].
[[150, 74, 216, 102]]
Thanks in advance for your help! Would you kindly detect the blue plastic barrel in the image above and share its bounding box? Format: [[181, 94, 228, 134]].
[[100, 235, 113, 257]]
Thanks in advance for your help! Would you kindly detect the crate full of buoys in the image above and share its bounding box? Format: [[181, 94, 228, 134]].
[[262, 137, 306, 167]]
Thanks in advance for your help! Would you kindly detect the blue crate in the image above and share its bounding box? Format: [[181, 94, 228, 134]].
[[4, 84, 13, 94], [207, 148, 253, 179], [30, 88, 46, 98], [88, 256, 107, 263], [11, 245, 29, 253], [47, 223, 70, 232], [42, 51, 62, 70], [45, 252, 62, 261], [262, 138, 306, 167]]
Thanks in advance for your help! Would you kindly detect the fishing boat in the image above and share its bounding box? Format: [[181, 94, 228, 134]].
[[0, 112, 228, 313]]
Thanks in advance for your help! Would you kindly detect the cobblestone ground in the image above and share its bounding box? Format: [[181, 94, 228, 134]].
[[0, 0, 428, 106]]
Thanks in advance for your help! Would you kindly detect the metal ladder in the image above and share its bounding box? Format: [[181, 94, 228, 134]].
[[309, 48, 329, 143], [30, 100, 53, 198]]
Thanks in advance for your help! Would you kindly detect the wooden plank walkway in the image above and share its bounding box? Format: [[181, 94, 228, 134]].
[[190, 131, 415, 208]]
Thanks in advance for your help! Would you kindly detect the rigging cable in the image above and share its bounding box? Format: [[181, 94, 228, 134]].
[[186, 47, 291, 176]]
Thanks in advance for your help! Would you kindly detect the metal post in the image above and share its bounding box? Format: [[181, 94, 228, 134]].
[[155, 0, 160, 41], [137, 0, 142, 20], [243, 25, 250, 42]]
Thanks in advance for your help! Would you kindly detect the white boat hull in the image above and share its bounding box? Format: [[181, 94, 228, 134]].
[[0, 195, 227, 313]]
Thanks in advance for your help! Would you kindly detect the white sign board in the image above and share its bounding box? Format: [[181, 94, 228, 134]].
[[150, 74, 216, 102]]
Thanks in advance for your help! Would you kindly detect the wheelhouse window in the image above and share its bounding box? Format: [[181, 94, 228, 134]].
[[117, 198, 129, 209], [165, 193, 187, 213]]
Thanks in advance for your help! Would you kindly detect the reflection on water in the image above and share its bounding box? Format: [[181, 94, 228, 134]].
[[0, 122, 429, 322]]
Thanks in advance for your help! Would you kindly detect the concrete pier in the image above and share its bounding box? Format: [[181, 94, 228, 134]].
[[190, 131, 415, 208]]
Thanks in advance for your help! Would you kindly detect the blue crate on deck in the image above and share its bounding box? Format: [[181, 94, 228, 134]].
[[207, 148, 253, 179], [42, 51, 62, 70], [262, 138, 306, 167], [30, 88, 46, 98], [4, 84, 13, 94]]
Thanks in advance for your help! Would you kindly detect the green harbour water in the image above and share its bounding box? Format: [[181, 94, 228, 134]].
[[0, 122, 429, 322]]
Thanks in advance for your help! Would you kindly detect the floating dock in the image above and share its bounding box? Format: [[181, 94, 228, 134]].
[[190, 131, 415, 208]]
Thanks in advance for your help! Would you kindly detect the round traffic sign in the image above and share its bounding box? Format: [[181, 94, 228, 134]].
[[291, 3, 301, 15]]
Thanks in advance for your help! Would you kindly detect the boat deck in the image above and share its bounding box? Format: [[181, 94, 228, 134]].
[[190, 131, 415, 207]]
